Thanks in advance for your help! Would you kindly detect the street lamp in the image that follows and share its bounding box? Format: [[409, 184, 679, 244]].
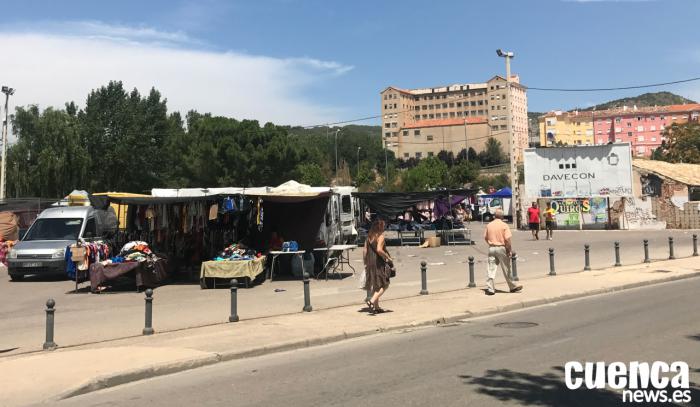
[[496, 49, 518, 226], [1, 86, 15, 201], [356, 147, 362, 179], [334, 128, 341, 183]]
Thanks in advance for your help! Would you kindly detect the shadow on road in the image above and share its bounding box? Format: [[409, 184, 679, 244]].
[[460, 366, 699, 407]]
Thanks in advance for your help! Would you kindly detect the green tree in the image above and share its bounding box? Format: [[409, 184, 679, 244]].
[[400, 157, 449, 191], [8, 105, 90, 198], [447, 160, 481, 188], [652, 122, 700, 163], [295, 162, 326, 186]]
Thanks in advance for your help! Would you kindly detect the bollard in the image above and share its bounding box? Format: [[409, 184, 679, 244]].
[[467, 256, 476, 288], [548, 248, 556, 276], [511, 252, 519, 282], [584, 244, 591, 271], [614, 241, 621, 267], [643, 239, 651, 263], [668, 237, 675, 260], [229, 279, 239, 322], [693, 234, 698, 257], [302, 272, 312, 312], [143, 288, 154, 335], [43, 299, 57, 350], [420, 261, 429, 295]]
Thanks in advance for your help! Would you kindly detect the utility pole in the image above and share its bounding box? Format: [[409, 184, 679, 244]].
[[334, 128, 341, 183], [356, 147, 361, 179], [1, 86, 15, 201], [496, 49, 518, 227]]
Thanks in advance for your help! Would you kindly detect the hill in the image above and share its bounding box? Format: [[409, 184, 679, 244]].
[[579, 91, 696, 111]]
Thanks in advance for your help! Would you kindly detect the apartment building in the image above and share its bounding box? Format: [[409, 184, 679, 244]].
[[380, 75, 528, 162], [539, 104, 700, 157], [539, 110, 594, 146]]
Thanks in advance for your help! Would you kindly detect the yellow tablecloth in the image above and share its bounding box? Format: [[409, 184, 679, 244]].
[[200, 256, 266, 280]]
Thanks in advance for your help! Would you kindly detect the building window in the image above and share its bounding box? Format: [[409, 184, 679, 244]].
[[638, 136, 645, 142], [650, 126, 656, 131], [415, 152, 422, 158], [615, 117, 621, 123], [427, 135, 433, 141], [637, 116, 642, 121], [427, 152, 434, 157], [627, 122, 632, 127], [651, 137, 657, 142], [385, 123, 390, 128], [414, 130, 421, 136], [637, 126, 644, 132], [403, 153, 409, 158], [403, 130, 408, 136], [660, 115, 665, 120], [627, 132, 633, 137], [384, 132, 391, 137], [429, 114, 434, 119], [456, 102, 462, 107]]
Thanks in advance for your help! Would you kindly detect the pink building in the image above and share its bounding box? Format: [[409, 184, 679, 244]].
[[592, 104, 700, 157]]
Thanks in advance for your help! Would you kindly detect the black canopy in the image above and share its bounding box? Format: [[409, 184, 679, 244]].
[[353, 189, 477, 218]]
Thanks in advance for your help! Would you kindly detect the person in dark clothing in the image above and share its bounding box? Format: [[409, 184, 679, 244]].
[[363, 219, 393, 314]]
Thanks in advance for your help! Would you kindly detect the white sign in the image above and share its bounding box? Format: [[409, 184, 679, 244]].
[[524, 144, 633, 198]]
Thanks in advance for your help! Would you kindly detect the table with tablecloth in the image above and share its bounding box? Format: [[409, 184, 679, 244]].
[[88, 259, 168, 293], [200, 256, 266, 287]]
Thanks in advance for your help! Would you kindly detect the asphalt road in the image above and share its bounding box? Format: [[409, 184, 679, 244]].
[[2, 226, 698, 355], [51, 278, 700, 407]]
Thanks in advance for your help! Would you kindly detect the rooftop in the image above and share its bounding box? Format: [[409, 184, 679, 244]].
[[632, 159, 700, 186]]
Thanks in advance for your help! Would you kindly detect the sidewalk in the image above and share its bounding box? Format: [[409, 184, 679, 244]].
[[2, 257, 700, 406]]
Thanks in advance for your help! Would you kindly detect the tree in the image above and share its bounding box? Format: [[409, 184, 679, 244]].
[[400, 157, 449, 191], [652, 122, 700, 163], [295, 163, 326, 186], [8, 105, 90, 198], [467, 147, 478, 162], [447, 160, 480, 188], [481, 137, 507, 166]]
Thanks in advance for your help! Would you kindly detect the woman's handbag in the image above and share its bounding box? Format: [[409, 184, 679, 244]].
[[387, 260, 396, 278]]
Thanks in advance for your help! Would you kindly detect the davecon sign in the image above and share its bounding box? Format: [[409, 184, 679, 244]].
[[524, 144, 633, 198]]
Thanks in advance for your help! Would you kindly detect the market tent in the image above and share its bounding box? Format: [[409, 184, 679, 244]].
[[245, 181, 332, 248], [353, 189, 477, 219], [479, 187, 512, 199], [151, 188, 246, 197]]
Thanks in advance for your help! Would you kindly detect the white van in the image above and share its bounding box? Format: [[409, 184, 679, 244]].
[[7, 206, 117, 281], [333, 186, 358, 243]]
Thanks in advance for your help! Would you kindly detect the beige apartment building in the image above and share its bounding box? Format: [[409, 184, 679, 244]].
[[380, 75, 528, 162]]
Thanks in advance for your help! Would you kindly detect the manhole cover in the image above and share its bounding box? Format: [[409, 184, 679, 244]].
[[494, 322, 539, 329]]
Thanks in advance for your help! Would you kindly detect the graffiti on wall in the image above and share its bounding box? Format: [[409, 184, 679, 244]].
[[624, 197, 666, 230], [640, 174, 662, 197]]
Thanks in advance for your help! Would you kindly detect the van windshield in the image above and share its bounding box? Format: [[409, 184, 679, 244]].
[[23, 218, 84, 241]]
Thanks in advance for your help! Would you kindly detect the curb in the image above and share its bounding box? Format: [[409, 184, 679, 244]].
[[56, 270, 700, 401]]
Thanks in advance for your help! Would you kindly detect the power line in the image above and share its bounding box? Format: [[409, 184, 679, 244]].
[[527, 76, 700, 92], [301, 75, 700, 128]]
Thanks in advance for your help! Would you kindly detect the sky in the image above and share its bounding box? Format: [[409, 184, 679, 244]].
[[1, 0, 699, 127]]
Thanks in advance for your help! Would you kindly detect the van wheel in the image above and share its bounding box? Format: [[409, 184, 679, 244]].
[[483, 213, 493, 222], [9, 274, 23, 281]]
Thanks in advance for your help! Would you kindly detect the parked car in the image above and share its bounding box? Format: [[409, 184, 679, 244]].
[[7, 206, 117, 281]]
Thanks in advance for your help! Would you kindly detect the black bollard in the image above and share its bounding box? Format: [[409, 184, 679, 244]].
[[511, 252, 519, 282], [467, 256, 476, 288], [43, 299, 57, 350], [143, 288, 154, 335], [229, 279, 239, 322], [693, 234, 698, 257], [548, 248, 556, 276], [643, 239, 650, 263], [584, 244, 591, 271], [668, 237, 675, 260], [420, 261, 428, 295], [614, 241, 621, 267], [302, 272, 312, 312]]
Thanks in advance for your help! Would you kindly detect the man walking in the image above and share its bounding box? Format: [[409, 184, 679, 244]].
[[484, 209, 523, 295], [544, 202, 556, 240], [527, 201, 541, 240]]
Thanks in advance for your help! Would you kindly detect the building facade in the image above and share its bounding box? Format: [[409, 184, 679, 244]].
[[380, 75, 528, 161], [540, 104, 700, 157], [539, 111, 594, 147]]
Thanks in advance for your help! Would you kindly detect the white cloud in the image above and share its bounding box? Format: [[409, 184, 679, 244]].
[[0, 23, 353, 126]]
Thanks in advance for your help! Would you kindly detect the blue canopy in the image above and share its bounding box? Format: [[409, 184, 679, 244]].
[[480, 187, 512, 198]]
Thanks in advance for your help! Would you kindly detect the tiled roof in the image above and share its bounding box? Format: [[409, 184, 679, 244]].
[[402, 117, 487, 130], [632, 159, 700, 186]]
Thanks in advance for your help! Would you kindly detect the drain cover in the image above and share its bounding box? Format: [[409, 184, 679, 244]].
[[494, 322, 538, 329]]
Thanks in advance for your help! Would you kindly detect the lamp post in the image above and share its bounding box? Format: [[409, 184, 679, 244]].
[[1, 86, 15, 201], [496, 49, 517, 227], [334, 128, 341, 183], [356, 147, 362, 179]]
